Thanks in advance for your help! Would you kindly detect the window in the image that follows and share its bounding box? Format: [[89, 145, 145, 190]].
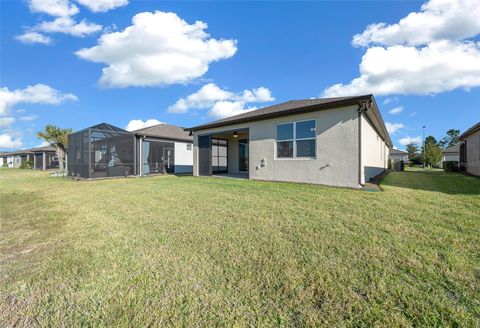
[[276, 120, 316, 158], [186, 144, 192, 151]]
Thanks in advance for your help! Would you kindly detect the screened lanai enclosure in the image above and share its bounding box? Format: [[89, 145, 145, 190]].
[[68, 123, 193, 179], [68, 123, 136, 179], [140, 139, 175, 175], [33, 152, 58, 170]]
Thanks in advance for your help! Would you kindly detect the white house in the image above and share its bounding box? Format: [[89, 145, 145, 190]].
[[0, 146, 58, 170], [187, 95, 392, 188], [442, 144, 461, 162], [389, 148, 408, 163], [132, 124, 194, 175]]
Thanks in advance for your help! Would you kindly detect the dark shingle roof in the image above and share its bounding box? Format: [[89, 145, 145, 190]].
[[442, 143, 461, 154], [0, 145, 56, 157], [389, 148, 408, 155], [459, 122, 480, 140], [30, 145, 56, 152], [187, 94, 393, 147], [133, 124, 192, 142], [188, 96, 366, 131]]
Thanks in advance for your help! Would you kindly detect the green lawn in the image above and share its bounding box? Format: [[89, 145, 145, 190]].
[[1, 168, 479, 326]]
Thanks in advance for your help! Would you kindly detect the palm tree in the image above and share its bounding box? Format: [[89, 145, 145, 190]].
[[37, 125, 72, 171]]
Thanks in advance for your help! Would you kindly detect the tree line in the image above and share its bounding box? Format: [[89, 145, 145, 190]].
[[405, 129, 460, 167]]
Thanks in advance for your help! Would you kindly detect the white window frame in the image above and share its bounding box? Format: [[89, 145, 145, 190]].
[[275, 119, 316, 160]]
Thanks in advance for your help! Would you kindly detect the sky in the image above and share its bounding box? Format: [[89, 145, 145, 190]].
[[1, 0, 479, 151]]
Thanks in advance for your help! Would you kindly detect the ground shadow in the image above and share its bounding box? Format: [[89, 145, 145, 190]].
[[380, 169, 480, 195]]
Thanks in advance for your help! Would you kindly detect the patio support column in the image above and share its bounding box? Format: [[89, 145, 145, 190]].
[[33, 153, 37, 169], [139, 137, 143, 176]]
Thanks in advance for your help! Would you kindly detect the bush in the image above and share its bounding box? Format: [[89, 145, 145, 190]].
[[19, 160, 33, 169], [442, 161, 459, 172]]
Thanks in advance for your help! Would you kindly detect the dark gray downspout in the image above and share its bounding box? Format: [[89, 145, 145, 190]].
[[357, 100, 371, 186]]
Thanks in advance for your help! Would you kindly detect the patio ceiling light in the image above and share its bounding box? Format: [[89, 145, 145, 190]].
[[233, 131, 238, 138]]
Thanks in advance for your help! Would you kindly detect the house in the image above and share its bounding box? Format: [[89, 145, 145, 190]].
[[0, 152, 13, 168], [442, 143, 461, 162], [132, 123, 193, 175], [459, 121, 480, 176], [0, 145, 58, 170], [389, 148, 408, 163], [186, 95, 392, 188], [67, 123, 193, 179]]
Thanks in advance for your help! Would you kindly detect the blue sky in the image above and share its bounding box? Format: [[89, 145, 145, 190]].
[[1, 0, 479, 150]]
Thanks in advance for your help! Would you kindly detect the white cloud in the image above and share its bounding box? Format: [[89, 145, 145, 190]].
[[0, 134, 23, 149], [168, 83, 274, 119], [323, 0, 480, 98], [352, 0, 480, 47], [75, 0, 128, 12], [0, 117, 15, 129], [385, 122, 405, 134], [20, 114, 39, 121], [125, 119, 164, 132], [399, 135, 422, 146], [35, 141, 51, 147], [29, 0, 79, 17], [0, 84, 78, 116], [37, 17, 102, 37], [383, 97, 398, 104], [15, 32, 53, 45], [389, 106, 403, 114], [18, 0, 102, 44], [322, 40, 480, 97], [76, 11, 238, 87], [209, 101, 257, 119]]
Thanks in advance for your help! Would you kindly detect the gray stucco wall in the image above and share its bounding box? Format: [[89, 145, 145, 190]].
[[464, 130, 480, 176], [194, 105, 361, 188], [360, 114, 388, 183]]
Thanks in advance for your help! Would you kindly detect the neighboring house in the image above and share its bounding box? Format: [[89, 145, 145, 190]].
[[67, 123, 193, 179], [389, 148, 408, 163], [442, 143, 461, 162], [0, 146, 58, 170], [187, 95, 392, 188], [0, 152, 12, 168], [1, 149, 28, 168], [132, 124, 193, 175], [459, 121, 480, 176]]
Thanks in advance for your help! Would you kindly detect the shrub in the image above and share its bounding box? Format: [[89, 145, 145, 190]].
[[442, 161, 459, 172], [19, 160, 33, 169]]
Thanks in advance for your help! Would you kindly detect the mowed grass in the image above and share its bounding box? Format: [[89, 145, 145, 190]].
[[1, 168, 479, 326]]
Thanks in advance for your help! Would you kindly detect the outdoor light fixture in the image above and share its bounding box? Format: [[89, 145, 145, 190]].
[[233, 131, 238, 138]]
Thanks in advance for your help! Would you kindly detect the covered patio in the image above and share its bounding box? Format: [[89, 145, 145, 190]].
[[197, 128, 249, 178]]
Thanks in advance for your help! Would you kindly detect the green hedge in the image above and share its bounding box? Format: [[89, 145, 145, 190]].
[[19, 160, 33, 169], [442, 161, 459, 172]]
